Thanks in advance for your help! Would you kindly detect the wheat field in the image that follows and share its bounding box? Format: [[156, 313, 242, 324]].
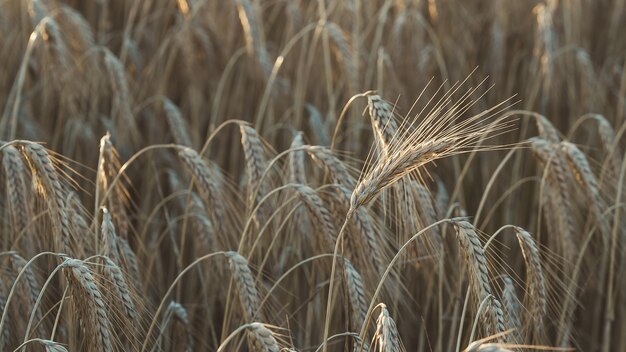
[[0, 0, 624, 351]]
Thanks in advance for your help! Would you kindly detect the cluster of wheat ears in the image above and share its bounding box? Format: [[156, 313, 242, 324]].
[[0, 0, 625, 351]]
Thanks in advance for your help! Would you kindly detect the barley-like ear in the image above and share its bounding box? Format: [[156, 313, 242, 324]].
[[305, 145, 355, 189], [292, 184, 337, 252], [367, 95, 399, 156], [501, 276, 521, 341], [464, 341, 514, 352], [342, 259, 368, 331], [325, 22, 357, 89], [163, 98, 193, 147], [289, 132, 306, 184], [561, 141, 610, 242], [305, 104, 330, 146], [534, 114, 560, 144], [21, 143, 76, 253], [513, 226, 547, 338], [226, 251, 263, 322], [235, 0, 273, 77], [374, 304, 402, 352], [331, 185, 384, 274], [100, 256, 136, 321], [2, 145, 31, 249], [240, 124, 269, 223], [178, 147, 228, 235], [162, 301, 193, 352], [435, 176, 449, 217], [247, 323, 280, 352], [103, 49, 138, 144], [591, 114, 622, 178], [62, 258, 112, 352], [98, 132, 131, 238], [451, 220, 505, 339], [528, 137, 576, 262]]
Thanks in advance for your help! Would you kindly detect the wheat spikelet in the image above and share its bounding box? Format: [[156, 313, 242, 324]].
[[117, 237, 143, 292], [331, 185, 384, 273], [2, 145, 31, 247], [501, 275, 521, 341], [411, 181, 443, 254], [534, 114, 560, 144], [289, 132, 306, 184], [103, 49, 138, 143], [98, 133, 130, 237], [57, 5, 95, 53], [591, 114, 622, 178], [305, 145, 355, 189], [374, 304, 402, 352], [62, 258, 112, 352], [101, 256, 136, 321], [561, 141, 611, 241], [163, 301, 193, 352], [293, 184, 337, 252], [367, 95, 399, 156], [226, 251, 263, 322], [513, 226, 547, 337], [163, 98, 193, 147], [528, 137, 577, 262], [305, 104, 330, 146], [451, 220, 505, 338], [178, 147, 228, 235], [240, 124, 269, 223], [343, 259, 368, 331], [41, 18, 70, 72], [464, 341, 514, 352], [21, 143, 75, 253], [247, 323, 279, 352], [325, 22, 357, 88], [235, 0, 273, 77]]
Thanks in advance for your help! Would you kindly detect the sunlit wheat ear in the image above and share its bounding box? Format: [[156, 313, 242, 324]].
[[351, 97, 511, 209], [100, 208, 118, 259], [292, 184, 337, 252], [62, 258, 112, 352], [463, 340, 515, 352], [226, 251, 263, 322], [98, 133, 130, 238], [513, 226, 547, 337], [163, 98, 192, 147], [247, 323, 280, 352], [561, 141, 611, 241], [451, 220, 505, 339], [163, 301, 193, 352], [528, 137, 576, 262], [374, 304, 402, 352], [21, 143, 75, 253], [178, 147, 228, 234], [42, 340, 69, 352], [240, 124, 269, 223], [2, 145, 31, 247], [305, 145, 355, 189], [367, 95, 399, 156], [288, 132, 306, 184]]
